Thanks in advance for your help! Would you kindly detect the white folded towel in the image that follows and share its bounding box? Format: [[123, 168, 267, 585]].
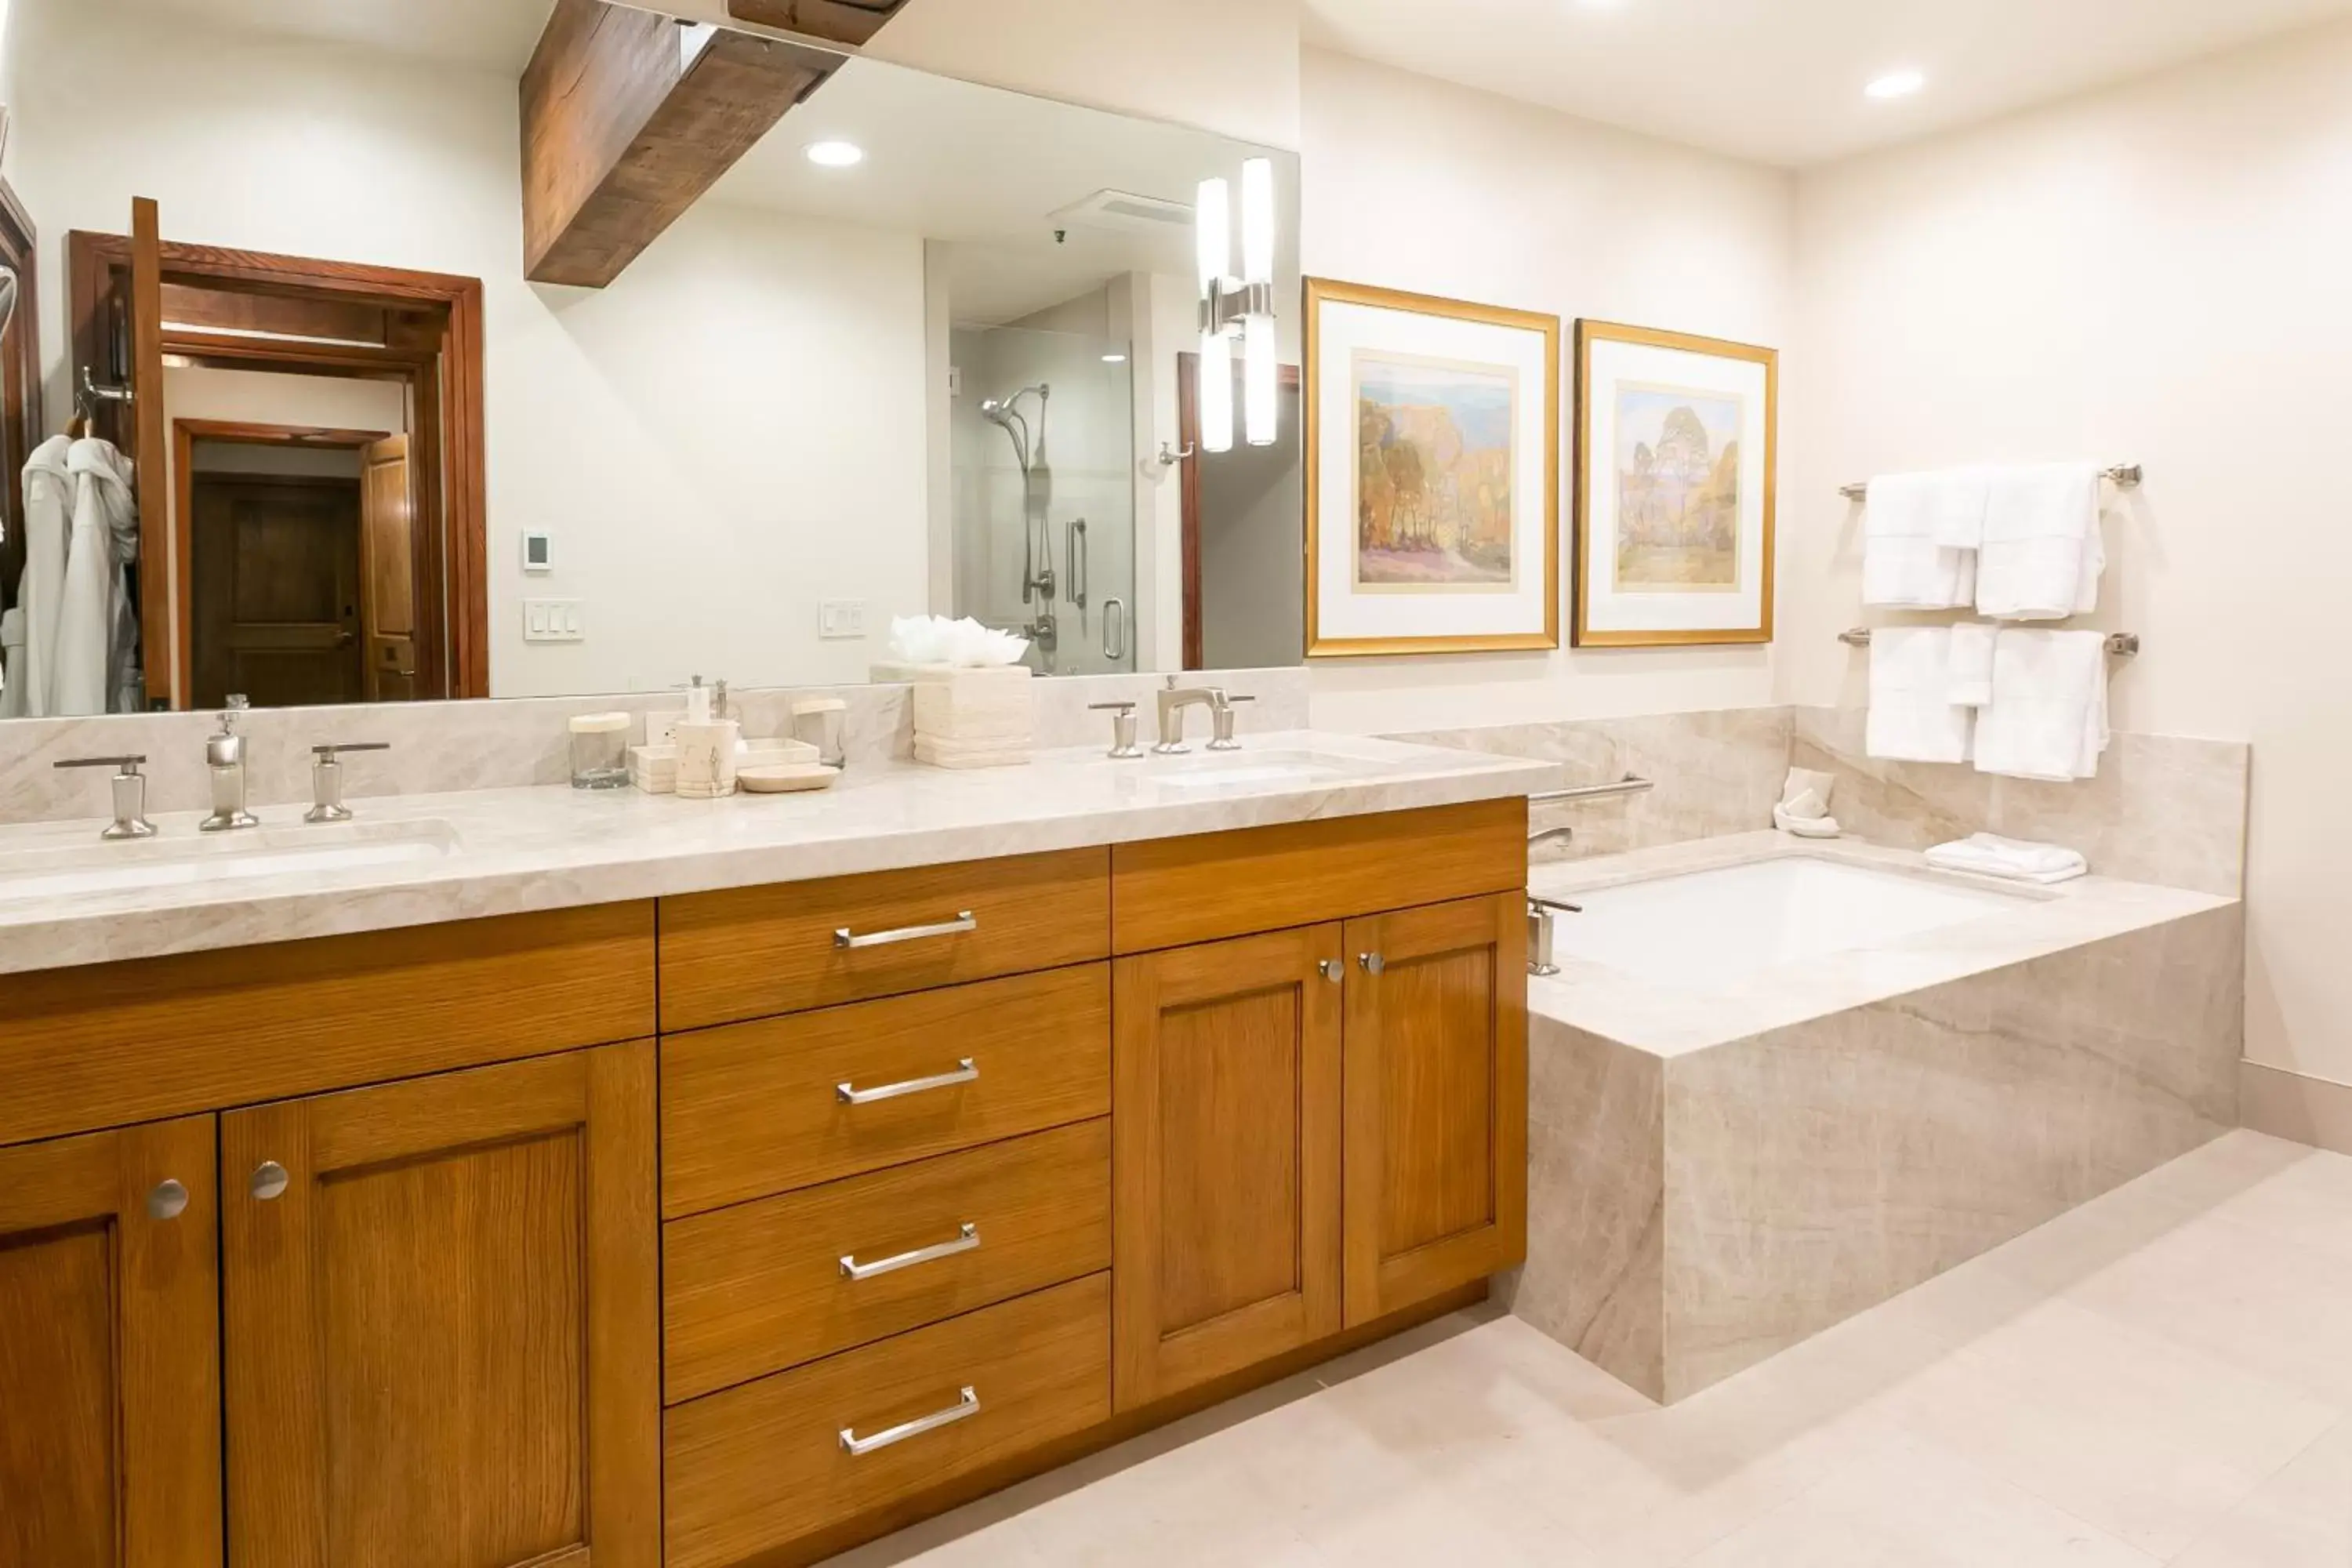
[[1926, 833, 2089, 884], [1948, 621, 1998, 708], [1976, 463, 2103, 620], [1862, 471, 1980, 609], [1866, 626, 1973, 764], [1973, 628, 2109, 782]]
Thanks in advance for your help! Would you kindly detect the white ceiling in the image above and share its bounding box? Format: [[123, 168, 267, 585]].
[[1300, 0, 2352, 167], [95, 0, 557, 72]]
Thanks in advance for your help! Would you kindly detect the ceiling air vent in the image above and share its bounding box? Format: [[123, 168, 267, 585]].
[[1047, 188, 1195, 237]]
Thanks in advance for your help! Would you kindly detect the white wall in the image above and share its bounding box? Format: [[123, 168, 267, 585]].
[[6, 0, 928, 697], [1298, 48, 1795, 733], [1780, 20, 2352, 1086]]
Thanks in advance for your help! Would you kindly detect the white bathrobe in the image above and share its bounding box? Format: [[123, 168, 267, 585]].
[[53, 437, 140, 717], [9, 434, 75, 718]]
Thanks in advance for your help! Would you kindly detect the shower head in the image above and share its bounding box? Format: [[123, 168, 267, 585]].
[[981, 384, 1051, 473]]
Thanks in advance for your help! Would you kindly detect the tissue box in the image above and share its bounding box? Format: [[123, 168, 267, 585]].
[[910, 666, 1034, 755]]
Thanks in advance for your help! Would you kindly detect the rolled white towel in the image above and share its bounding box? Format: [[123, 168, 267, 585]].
[[1926, 833, 2088, 884]]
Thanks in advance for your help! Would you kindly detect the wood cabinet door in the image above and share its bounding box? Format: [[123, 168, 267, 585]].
[[220, 1044, 659, 1568], [1112, 925, 1343, 1410], [1342, 894, 1526, 1327], [0, 1117, 221, 1568]]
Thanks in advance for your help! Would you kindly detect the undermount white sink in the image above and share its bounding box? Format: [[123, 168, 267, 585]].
[[1141, 750, 1380, 791], [0, 819, 462, 906]]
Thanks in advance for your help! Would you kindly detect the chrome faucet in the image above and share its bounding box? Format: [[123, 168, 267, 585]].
[[1526, 896, 1583, 978], [201, 698, 260, 833], [306, 742, 391, 823], [1153, 679, 1229, 755], [54, 755, 158, 840], [1529, 825, 1576, 851]]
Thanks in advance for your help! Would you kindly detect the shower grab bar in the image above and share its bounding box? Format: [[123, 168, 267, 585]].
[[1103, 597, 1127, 663], [1067, 518, 1088, 611], [1838, 464, 2141, 502], [1529, 776, 1653, 804]]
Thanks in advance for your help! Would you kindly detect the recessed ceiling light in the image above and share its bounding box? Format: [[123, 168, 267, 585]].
[[1865, 69, 1926, 101], [804, 140, 865, 168]]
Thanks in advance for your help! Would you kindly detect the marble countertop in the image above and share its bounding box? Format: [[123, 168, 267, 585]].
[[0, 731, 1557, 976], [1527, 831, 2237, 1057]]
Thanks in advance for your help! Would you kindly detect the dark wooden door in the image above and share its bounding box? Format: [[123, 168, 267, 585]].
[[0, 1116, 223, 1568], [190, 474, 363, 709], [358, 434, 418, 702], [1111, 924, 1343, 1410], [221, 1044, 660, 1568], [1341, 894, 1527, 1326]]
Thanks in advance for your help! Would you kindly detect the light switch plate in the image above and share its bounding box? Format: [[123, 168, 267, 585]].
[[819, 599, 867, 640], [524, 599, 584, 643]]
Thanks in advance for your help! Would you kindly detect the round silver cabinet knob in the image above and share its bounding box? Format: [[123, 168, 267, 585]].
[[250, 1160, 291, 1201], [1359, 952, 1386, 975], [147, 1178, 190, 1221], [1319, 959, 1345, 983]]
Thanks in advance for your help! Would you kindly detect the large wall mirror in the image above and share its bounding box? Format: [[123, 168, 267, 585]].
[[0, 0, 1304, 720]]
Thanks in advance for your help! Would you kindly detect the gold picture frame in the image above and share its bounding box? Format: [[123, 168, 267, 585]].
[[1304, 277, 1561, 658], [1573, 320, 1777, 648]]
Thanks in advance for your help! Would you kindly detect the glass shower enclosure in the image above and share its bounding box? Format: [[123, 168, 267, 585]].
[[949, 325, 1136, 676]]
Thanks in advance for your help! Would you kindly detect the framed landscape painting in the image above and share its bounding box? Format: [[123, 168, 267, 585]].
[[1305, 278, 1560, 657], [1573, 321, 1777, 647]]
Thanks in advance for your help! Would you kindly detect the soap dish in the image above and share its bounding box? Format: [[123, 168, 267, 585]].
[[739, 763, 841, 794]]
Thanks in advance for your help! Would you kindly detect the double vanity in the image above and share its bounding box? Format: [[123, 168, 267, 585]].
[[0, 733, 1546, 1568]]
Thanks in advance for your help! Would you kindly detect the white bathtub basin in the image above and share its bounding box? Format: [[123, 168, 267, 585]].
[[1533, 855, 2030, 991], [0, 820, 461, 906]]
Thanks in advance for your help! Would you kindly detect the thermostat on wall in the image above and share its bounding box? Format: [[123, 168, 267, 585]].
[[521, 531, 554, 574]]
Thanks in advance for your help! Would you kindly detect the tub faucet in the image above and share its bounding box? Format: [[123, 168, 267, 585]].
[[1529, 825, 1575, 851], [200, 697, 260, 833]]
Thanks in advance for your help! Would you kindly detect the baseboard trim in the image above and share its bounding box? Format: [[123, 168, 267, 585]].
[[2241, 1060, 2352, 1156]]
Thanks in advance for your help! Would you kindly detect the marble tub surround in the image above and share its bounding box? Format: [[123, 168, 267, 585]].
[[1507, 833, 2244, 1403], [1388, 707, 1791, 863], [0, 728, 1545, 976], [0, 667, 1311, 827], [1792, 704, 2251, 896]]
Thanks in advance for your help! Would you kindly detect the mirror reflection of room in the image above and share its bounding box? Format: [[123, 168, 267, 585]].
[[0, 0, 1305, 720]]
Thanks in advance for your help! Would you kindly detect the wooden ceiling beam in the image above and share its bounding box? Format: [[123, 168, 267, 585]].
[[521, 0, 877, 289]]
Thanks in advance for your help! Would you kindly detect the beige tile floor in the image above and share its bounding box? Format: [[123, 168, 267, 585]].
[[825, 1132, 2352, 1567]]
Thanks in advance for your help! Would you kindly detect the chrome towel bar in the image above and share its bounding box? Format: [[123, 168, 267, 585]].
[[1839, 463, 2141, 502], [1529, 775, 1653, 804], [1839, 626, 2140, 656]]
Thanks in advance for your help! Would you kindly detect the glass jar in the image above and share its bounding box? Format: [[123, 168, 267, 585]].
[[569, 712, 632, 789]]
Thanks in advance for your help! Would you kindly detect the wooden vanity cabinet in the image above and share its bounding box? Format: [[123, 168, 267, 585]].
[[1110, 926, 1345, 1409], [221, 1044, 660, 1568], [0, 1117, 223, 1568]]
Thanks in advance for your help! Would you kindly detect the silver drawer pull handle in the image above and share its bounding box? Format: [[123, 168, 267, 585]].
[[840, 1222, 979, 1281], [834, 912, 978, 949], [837, 1058, 978, 1105], [840, 1386, 980, 1456]]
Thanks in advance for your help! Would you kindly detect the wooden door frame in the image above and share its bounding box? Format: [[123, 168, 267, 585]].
[[0, 178, 41, 619], [174, 419, 391, 711], [69, 230, 489, 701], [1174, 351, 1302, 672]]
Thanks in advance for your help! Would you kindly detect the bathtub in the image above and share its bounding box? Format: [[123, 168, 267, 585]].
[[1508, 833, 2243, 1404], [1533, 854, 2029, 992]]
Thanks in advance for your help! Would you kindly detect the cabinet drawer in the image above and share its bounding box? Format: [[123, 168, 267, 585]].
[[664, 1273, 1111, 1568], [1110, 798, 1526, 953], [660, 964, 1111, 1218], [659, 848, 1110, 1030], [664, 1119, 1111, 1403]]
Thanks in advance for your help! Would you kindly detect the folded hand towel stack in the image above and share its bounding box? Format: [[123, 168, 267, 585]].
[[1865, 626, 1973, 764], [1972, 628, 2108, 782], [1925, 833, 2089, 884], [1862, 470, 1982, 609]]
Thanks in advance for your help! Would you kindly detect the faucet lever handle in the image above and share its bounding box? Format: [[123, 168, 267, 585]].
[[1088, 702, 1143, 759], [312, 742, 392, 759], [54, 754, 148, 773], [56, 756, 157, 840]]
